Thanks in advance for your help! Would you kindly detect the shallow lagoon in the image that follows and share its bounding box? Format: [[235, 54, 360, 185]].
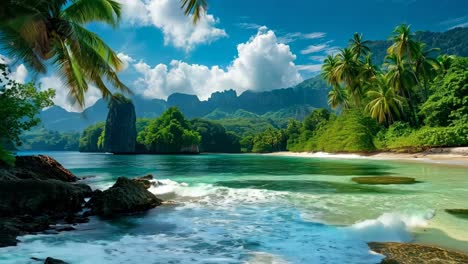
[[2, 152, 467, 263]]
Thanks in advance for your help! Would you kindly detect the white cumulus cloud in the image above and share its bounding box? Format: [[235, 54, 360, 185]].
[[117, 52, 135, 70], [120, 0, 227, 51], [39, 76, 101, 112], [133, 27, 303, 100]]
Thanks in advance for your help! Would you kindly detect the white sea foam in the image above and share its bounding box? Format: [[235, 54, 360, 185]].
[[346, 210, 435, 242], [148, 178, 287, 208]]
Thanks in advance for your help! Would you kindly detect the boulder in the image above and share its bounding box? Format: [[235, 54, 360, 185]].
[[87, 177, 162, 217], [13, 155, 78, 182], [133, 174, 154, 189], [0, 180, 91, 217], [368, 242, 468, 264]]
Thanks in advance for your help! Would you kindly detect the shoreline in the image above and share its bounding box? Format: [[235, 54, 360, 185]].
[[266, 147, 468, 167]]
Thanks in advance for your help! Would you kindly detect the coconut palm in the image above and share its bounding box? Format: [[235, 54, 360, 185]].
[[327, 85, 349, 110], [437, 54, 455, 76], [334, 48, 362, 105], [365, 74, 406, 125], [321, 55, 339, 86], [349, 32, 370, 60], [387, 24, 419, 62], [413, 43, 440, 99], [384, 54, 416, 98], [384, 53, 418, 124], [0, 0, 129, 107]]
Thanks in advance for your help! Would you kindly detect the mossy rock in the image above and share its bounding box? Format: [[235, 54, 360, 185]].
[[445, 209, 468, 218], [352, 177, 417, 185], [368, 242, 468, 264]]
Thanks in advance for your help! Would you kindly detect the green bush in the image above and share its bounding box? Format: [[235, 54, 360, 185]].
[[314, 110, 379, 152]]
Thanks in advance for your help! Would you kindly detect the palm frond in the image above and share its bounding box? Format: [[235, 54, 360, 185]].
[[181, 0, 207, 24], [62, 0, 121, 27]]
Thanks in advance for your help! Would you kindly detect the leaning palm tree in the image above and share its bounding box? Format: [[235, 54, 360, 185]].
[[349, 32, 370, 60], [0, 0, 129, 107], [365, 74, 406, 125]]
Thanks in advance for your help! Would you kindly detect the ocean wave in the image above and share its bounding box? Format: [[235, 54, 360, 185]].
[[148, 178, 288, 208], [346, 210, 435, 242]]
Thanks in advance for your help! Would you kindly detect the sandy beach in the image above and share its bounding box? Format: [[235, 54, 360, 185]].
[[267, 147, 468, 167]]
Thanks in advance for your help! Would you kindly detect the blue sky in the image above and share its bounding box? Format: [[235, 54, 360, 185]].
[[4, 0, 468, 111]]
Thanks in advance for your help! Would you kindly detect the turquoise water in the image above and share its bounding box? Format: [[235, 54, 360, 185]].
[[1, 152, 468, 263]]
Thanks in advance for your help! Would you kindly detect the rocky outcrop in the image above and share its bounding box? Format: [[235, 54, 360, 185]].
[[0, 180, 91, 216], [368, 242, 468, 264], [103, 94, 137, 154], [12, 155, 78, 182], [0, 155, 92, 248], [87, 177, 162, 217], [133, 174, 154, 189]]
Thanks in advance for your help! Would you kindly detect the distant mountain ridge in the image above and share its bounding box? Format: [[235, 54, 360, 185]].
[[40, 75, 330, 132]]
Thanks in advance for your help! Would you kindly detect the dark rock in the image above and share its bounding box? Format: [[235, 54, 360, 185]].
[[14, 155, 78, 182], [87, 177, 162, 217], [0, 155, 92, 248], [64, 214, 89, 224], [368, 242, 468, 264], [133, 174, 154, 189], [54, 225, 75, 232], [103, 95, 137, 154], [0, 180, 91, 217], [44, 257, 69, 264]]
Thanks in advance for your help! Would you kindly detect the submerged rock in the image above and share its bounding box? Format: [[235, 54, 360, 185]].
[[87, 177, 162, 217], [445, 209, 468, 218], [352, 177, 417, 185], [368, 242, 468, 264], [44, 257, 69, 264]]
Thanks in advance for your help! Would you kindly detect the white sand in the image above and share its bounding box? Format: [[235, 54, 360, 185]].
[[266, 147, 468, 167]]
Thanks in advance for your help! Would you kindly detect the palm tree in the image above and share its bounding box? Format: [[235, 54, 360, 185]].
[[334, 48, 362, 105], [0, 0, 129, 107], [384, 53, 418, 124], [437, 54, 455, 76], [384, 54, 416, 98], [413, 43, 440, 99], [321, 55, 339, 87], [349, 33, 370, 60], [328, 85, 349, 110], [365, 74, 406, 125], [387, 24, 419, 62]]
